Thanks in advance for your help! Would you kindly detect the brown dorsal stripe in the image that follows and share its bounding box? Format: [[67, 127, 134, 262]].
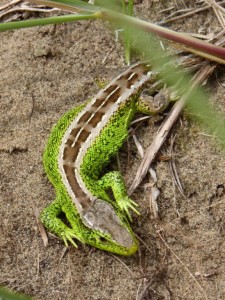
[[104, 84, 118, 95], [77, 111, 92, 124], [101, 86, 121, 109], [63, 164, 91, 208], [77, 127, 91, 143], [130, 63, 149, 75], [126, 73, 140, 89], [88, 111, 105, 128], [122, 71, 134, 80], [92, 85, 121, 111], [66, 138, 74, 147], [91, 97, 105, 109], [70, 127, 81, 138], [63, 144, 80, 161]]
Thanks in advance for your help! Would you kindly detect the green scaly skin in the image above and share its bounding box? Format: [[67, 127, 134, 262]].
[[41, 90, 171, 256]]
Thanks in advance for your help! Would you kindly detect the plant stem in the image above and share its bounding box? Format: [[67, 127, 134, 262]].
[[0, 13, 96, 31], [98, 9, 225, 64]]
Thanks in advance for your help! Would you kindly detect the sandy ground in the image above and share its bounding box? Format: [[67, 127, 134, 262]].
[[1, 1, 225, 299]]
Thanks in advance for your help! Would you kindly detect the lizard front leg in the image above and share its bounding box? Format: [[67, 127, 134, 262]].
[[97, 171, 139, 221], [137, 87, 179, 115]]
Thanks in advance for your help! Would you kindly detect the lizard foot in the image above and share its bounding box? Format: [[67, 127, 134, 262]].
[[60, 228, 83, 248], [117, 196, 140, 221]]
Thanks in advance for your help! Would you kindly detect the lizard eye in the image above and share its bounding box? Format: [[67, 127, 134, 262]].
[[83, 211, 96, 227]]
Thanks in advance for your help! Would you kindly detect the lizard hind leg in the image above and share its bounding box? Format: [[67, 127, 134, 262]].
[[40, 196, 84, 248], [137, 87, 176, 115]]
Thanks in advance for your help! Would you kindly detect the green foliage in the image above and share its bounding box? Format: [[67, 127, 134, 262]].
[[0, 287, 33, 300]]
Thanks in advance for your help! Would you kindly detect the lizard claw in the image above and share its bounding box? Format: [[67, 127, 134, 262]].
[[118, 196, 140, 221], [61, 228, 83, 248]]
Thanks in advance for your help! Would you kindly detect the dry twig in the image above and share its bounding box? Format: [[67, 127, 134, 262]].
[[204, 0, 225, 30], [0, 0, 59, 21], [131, 131, 160, 218], [168, 133, 185, 197], [159, 0, 225, 25]]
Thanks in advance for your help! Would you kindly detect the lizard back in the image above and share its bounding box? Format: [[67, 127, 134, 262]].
[[58, 63, 152, 212]]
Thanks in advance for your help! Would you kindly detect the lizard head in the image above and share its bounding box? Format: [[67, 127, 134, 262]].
[[81, 199, 138, 256]]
